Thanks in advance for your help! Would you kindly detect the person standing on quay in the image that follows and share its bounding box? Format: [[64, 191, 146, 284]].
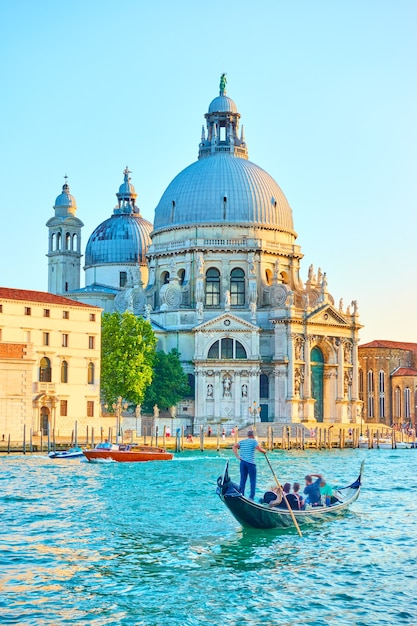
[[233, 430, 266, 500]]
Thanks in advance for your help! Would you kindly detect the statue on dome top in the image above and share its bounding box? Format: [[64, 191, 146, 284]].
[[220, 73, 227, 93], [123, 166, 131, 182]]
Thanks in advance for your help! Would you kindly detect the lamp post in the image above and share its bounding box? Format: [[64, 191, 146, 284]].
[[112, 396, 128, 443], [248, 401, 261, 428]]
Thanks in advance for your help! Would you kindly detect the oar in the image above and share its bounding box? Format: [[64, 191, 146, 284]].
[[264, 453, 303, 538]]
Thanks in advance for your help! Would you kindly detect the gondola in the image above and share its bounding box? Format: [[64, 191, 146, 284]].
[[216, 460, 364, 530]]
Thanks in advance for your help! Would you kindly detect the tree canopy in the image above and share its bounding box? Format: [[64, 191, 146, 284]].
[[142, 348, 191, 413], [101, 311, 157, 406]]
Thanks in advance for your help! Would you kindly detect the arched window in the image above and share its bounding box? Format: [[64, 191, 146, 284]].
[[65, 232, 71, 250], [72, 233, 78, 251], [205, 268, 220, 307], [260, 374, 269, 398], [39, 357, 52, 383], [394, 386, 401, 422], [280, 271, 289, 285], [186, 374, 195, 398], [161, 271, 170, 285], [178, 269, 185, 285], [51, 233, 56, 251], [404, 387, 411, 420], [207, 338, 247, 360], [367, 370, 374, 419], [378, 370, 385, 419], [265, 269, 272, 286], [230, 268, 245, 306], [61, 360, 68, 383], [56, 232, 61, 250], [88, 362, 95, 385]]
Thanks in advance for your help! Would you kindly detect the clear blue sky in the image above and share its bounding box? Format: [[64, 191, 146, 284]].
[[0, 0, 415, 344]]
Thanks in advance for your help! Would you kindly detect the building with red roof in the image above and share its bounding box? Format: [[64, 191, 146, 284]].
[[0, 287, 102, 440]]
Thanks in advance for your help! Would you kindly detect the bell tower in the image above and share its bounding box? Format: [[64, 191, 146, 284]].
[[46, 177, 84, 294]]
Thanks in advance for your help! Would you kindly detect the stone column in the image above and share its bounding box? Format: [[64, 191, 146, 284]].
[[214, 371, 221, 421], [337, 339, 344, 400], [351, 340, 359, 401], [234, 370, 241, 419], [287, 332, 295, 398], [304, 336, 311, 398]]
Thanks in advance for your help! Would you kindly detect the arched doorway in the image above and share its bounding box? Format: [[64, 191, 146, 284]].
[[40, 406, 50, 435], [311, 347, 324, 422]]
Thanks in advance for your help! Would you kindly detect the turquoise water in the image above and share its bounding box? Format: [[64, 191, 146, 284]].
[[1, 449, 416, 625]]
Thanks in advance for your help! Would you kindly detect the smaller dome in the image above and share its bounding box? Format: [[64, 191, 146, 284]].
[[55, 183, 76, 208], [85, 214, 153, 267], [208, 95, 238, 114], [118, 179, 136, 196]]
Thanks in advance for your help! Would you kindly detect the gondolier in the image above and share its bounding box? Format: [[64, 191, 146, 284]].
[[232, 430, 266, 500]]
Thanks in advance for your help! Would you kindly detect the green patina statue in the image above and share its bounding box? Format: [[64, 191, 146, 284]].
[[220, 73, 227, 92]]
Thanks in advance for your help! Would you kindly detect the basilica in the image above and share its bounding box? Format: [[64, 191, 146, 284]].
[[46, 76, 363, 432]]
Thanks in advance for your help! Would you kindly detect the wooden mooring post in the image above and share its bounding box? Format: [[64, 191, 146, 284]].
[[200, 425, 204, 451]]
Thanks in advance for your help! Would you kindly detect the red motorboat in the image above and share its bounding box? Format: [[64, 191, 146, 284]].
[[82, 442, 173, 462]]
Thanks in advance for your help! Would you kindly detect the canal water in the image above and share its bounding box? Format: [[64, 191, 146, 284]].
[[1, 448, 416, 625]]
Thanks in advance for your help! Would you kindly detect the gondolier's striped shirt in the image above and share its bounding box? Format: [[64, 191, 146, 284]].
[[238, 438, 259, 464]]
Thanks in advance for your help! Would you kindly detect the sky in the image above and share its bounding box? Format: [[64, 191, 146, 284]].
[[0, 0, 415, 344]]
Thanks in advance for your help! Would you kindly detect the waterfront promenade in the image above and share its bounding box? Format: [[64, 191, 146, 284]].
[[1, 421, 410, 454]]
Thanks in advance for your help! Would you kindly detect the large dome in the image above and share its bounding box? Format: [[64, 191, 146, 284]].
[[153, 154, 294, 233], [85, 214, 152, 267]]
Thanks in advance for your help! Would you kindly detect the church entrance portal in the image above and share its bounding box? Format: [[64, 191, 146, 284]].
[[311, 347, 324, 422]]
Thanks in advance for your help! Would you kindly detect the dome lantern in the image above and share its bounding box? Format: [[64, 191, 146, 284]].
[[199, 74, 248, 160]]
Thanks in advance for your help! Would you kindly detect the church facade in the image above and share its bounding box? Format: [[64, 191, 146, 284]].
[[48, 77, 363, 432]]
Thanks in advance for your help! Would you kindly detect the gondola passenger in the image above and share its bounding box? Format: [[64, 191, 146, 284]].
[[304, 474, 323, 506]]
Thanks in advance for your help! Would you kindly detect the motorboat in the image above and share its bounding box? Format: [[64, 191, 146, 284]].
[[48, 446, 84, 459], [82, 442, 173, 462], [377, 439, 411, 449]]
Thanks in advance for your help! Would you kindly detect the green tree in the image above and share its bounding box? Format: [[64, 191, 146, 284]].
[[101, 311, 157, 406], [142, 349, 191, 412]]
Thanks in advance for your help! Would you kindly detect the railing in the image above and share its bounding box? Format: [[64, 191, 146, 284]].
[[148, 237, 301, 255], [33, 382, 56, 394]]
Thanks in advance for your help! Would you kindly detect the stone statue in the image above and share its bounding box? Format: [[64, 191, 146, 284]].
[[220, 73, 227, 92], [196, 253, 204, 275], [135, 404, 141, 418], [339, 298, 344, 311], [196, 301, 203, 320], [153, 404, 159, 418], [223, 375, 232, 397], [224, 290, 230, 311], [169, 256, 176, 277], [352, 300, 358, 314], [241, 384, 248, 398], [308, 264, 314, 280], [207, 384, 213, 398]]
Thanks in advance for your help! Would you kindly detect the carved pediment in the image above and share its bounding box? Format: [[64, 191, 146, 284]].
[[194, 312, 258, 333], [307, 305, 348, 326]]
